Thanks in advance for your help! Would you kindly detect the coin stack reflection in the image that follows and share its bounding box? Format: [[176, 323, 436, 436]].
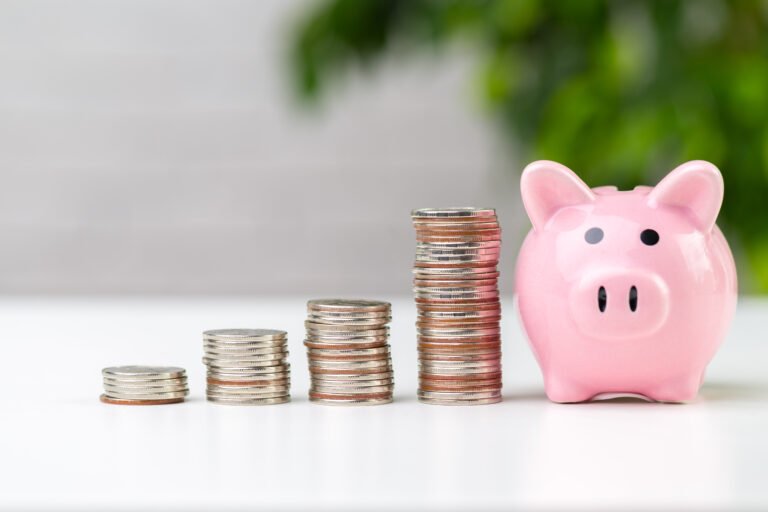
[[203, 329, 290, 405], [412, 207, 502, 405], [305, 299, 394, 405], [101, 366, 189, 405]]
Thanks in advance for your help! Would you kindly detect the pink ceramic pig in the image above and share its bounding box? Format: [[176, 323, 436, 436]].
[[515, 160, 737, 403]]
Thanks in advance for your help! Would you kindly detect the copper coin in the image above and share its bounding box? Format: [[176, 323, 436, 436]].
[[418, 344, 501, 354], [413, 278, 499, 287], [418, 307, 502, 317], [420, 372, 503, 382], [303, 340, 388, 350], [413, 225, 500, 233], [413, 259, 498, 268], [417, 236, 502, 243], [309, 391, 392, 401], [100, 394, 185, 406], [417, 302, 500, 312], [417, 319, 501, 329], [415, 226, 501, 234], [416, 334, 501, 346]]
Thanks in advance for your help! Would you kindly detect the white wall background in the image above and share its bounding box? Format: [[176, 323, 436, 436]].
[[0, 0, 526, 295]]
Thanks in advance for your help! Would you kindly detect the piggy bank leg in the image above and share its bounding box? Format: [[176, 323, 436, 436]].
[[543, 374, 595, 403], [646, 372, 704, 403]]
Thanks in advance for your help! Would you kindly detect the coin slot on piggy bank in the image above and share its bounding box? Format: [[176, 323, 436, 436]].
[[515, 160, 737, 403]]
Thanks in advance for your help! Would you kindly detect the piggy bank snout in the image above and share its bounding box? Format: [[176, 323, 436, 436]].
[[569, 269, 670, 341]]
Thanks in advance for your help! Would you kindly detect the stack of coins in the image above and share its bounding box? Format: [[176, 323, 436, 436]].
[[304, 299, 394, 405], [100, 366, 189, 405], [411, 207, 502, 405], [203, 329, 290, 405]]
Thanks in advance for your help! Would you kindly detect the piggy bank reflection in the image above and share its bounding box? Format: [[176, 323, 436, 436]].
[[515, 160, 737, 403]]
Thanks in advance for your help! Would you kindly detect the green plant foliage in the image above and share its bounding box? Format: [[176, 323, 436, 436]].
[[290, 0, 768, 292]]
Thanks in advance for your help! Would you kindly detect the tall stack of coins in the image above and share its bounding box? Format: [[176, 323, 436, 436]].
[[203, 329, 290, 405], [412, 207, 502, 405], [304, 299, 394, 405], [101, 366, 189, 405]]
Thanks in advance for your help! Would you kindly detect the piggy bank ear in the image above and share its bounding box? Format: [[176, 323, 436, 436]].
[[647, 160, 724, 232], [520, 160, 595, 231]]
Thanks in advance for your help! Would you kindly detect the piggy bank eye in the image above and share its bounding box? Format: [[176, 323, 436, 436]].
[[640, 229, 659, 246], [584, 227, 603, 244]]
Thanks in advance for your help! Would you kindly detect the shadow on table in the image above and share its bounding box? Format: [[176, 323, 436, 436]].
[[504, 381, 768, 404]]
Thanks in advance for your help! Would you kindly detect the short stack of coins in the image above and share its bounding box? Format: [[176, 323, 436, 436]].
[[305, 299, 394, 405], [203, 328, 290, 405], [101, 365, 189, 405], [412, 207, 503, 405]]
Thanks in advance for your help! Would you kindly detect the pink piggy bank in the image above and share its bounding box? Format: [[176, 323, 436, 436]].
[[515, 160, 737, 403]]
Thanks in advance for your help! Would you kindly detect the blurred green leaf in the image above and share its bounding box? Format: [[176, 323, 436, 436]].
[[289, 0, 768, 292]]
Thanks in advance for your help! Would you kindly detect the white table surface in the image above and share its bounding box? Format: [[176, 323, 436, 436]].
[[0, 296, 766, 511]]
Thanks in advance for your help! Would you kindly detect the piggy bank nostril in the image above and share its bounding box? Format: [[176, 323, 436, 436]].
[[629, 285, 638, 312], [598, 286, 607, 313]]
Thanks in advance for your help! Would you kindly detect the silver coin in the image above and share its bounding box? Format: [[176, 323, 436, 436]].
[[418, 359, 501, 369], [206, 387, 289, 396], [413, 265, 498, 275], [206, 363, 290, 373], [305, 321, 389, 332], [207, 387, 290, 397], [309, 359, 391, 369], [102, 366, 186, 379], [204, 345, 287, 354], [308, 310, 391, 320], [203, 328, 287, 340], [418, 326, 500, 337], [415, 254, 499, 263], [411, 207, 496, 218], [311, 385, 393, 394], [415, 290, 500, 299], [309, 397, 392, 406], [203, 338, 288, 348], [307, 299, 391, 312], [415, 249, 501, 258], [206, 395, 290, 405], [310, 377, 394, 386], [419, 352, 501, 362], [207, 375, 290, 384], [418, 309, 501, 319], [419, 368, 501, 376], [203, 350, 287, 359], [307, 346, 391, 357], [203, 357, 288, 368], [415, 225, 501, 233], [102, 375, 188, 386], [417, 396, 502, 405], [204, 340, 287, 349], [418, 389, 501, 399], [104, 382, 189, 394], [308, 371, 393, 381], [415, 240, 501, 249], [304, 335, 390, 344], [306, 316, 391, 327], [414, 285, 498, 294], [203, 354, 288, 366], [104, 389, 189, 400]]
